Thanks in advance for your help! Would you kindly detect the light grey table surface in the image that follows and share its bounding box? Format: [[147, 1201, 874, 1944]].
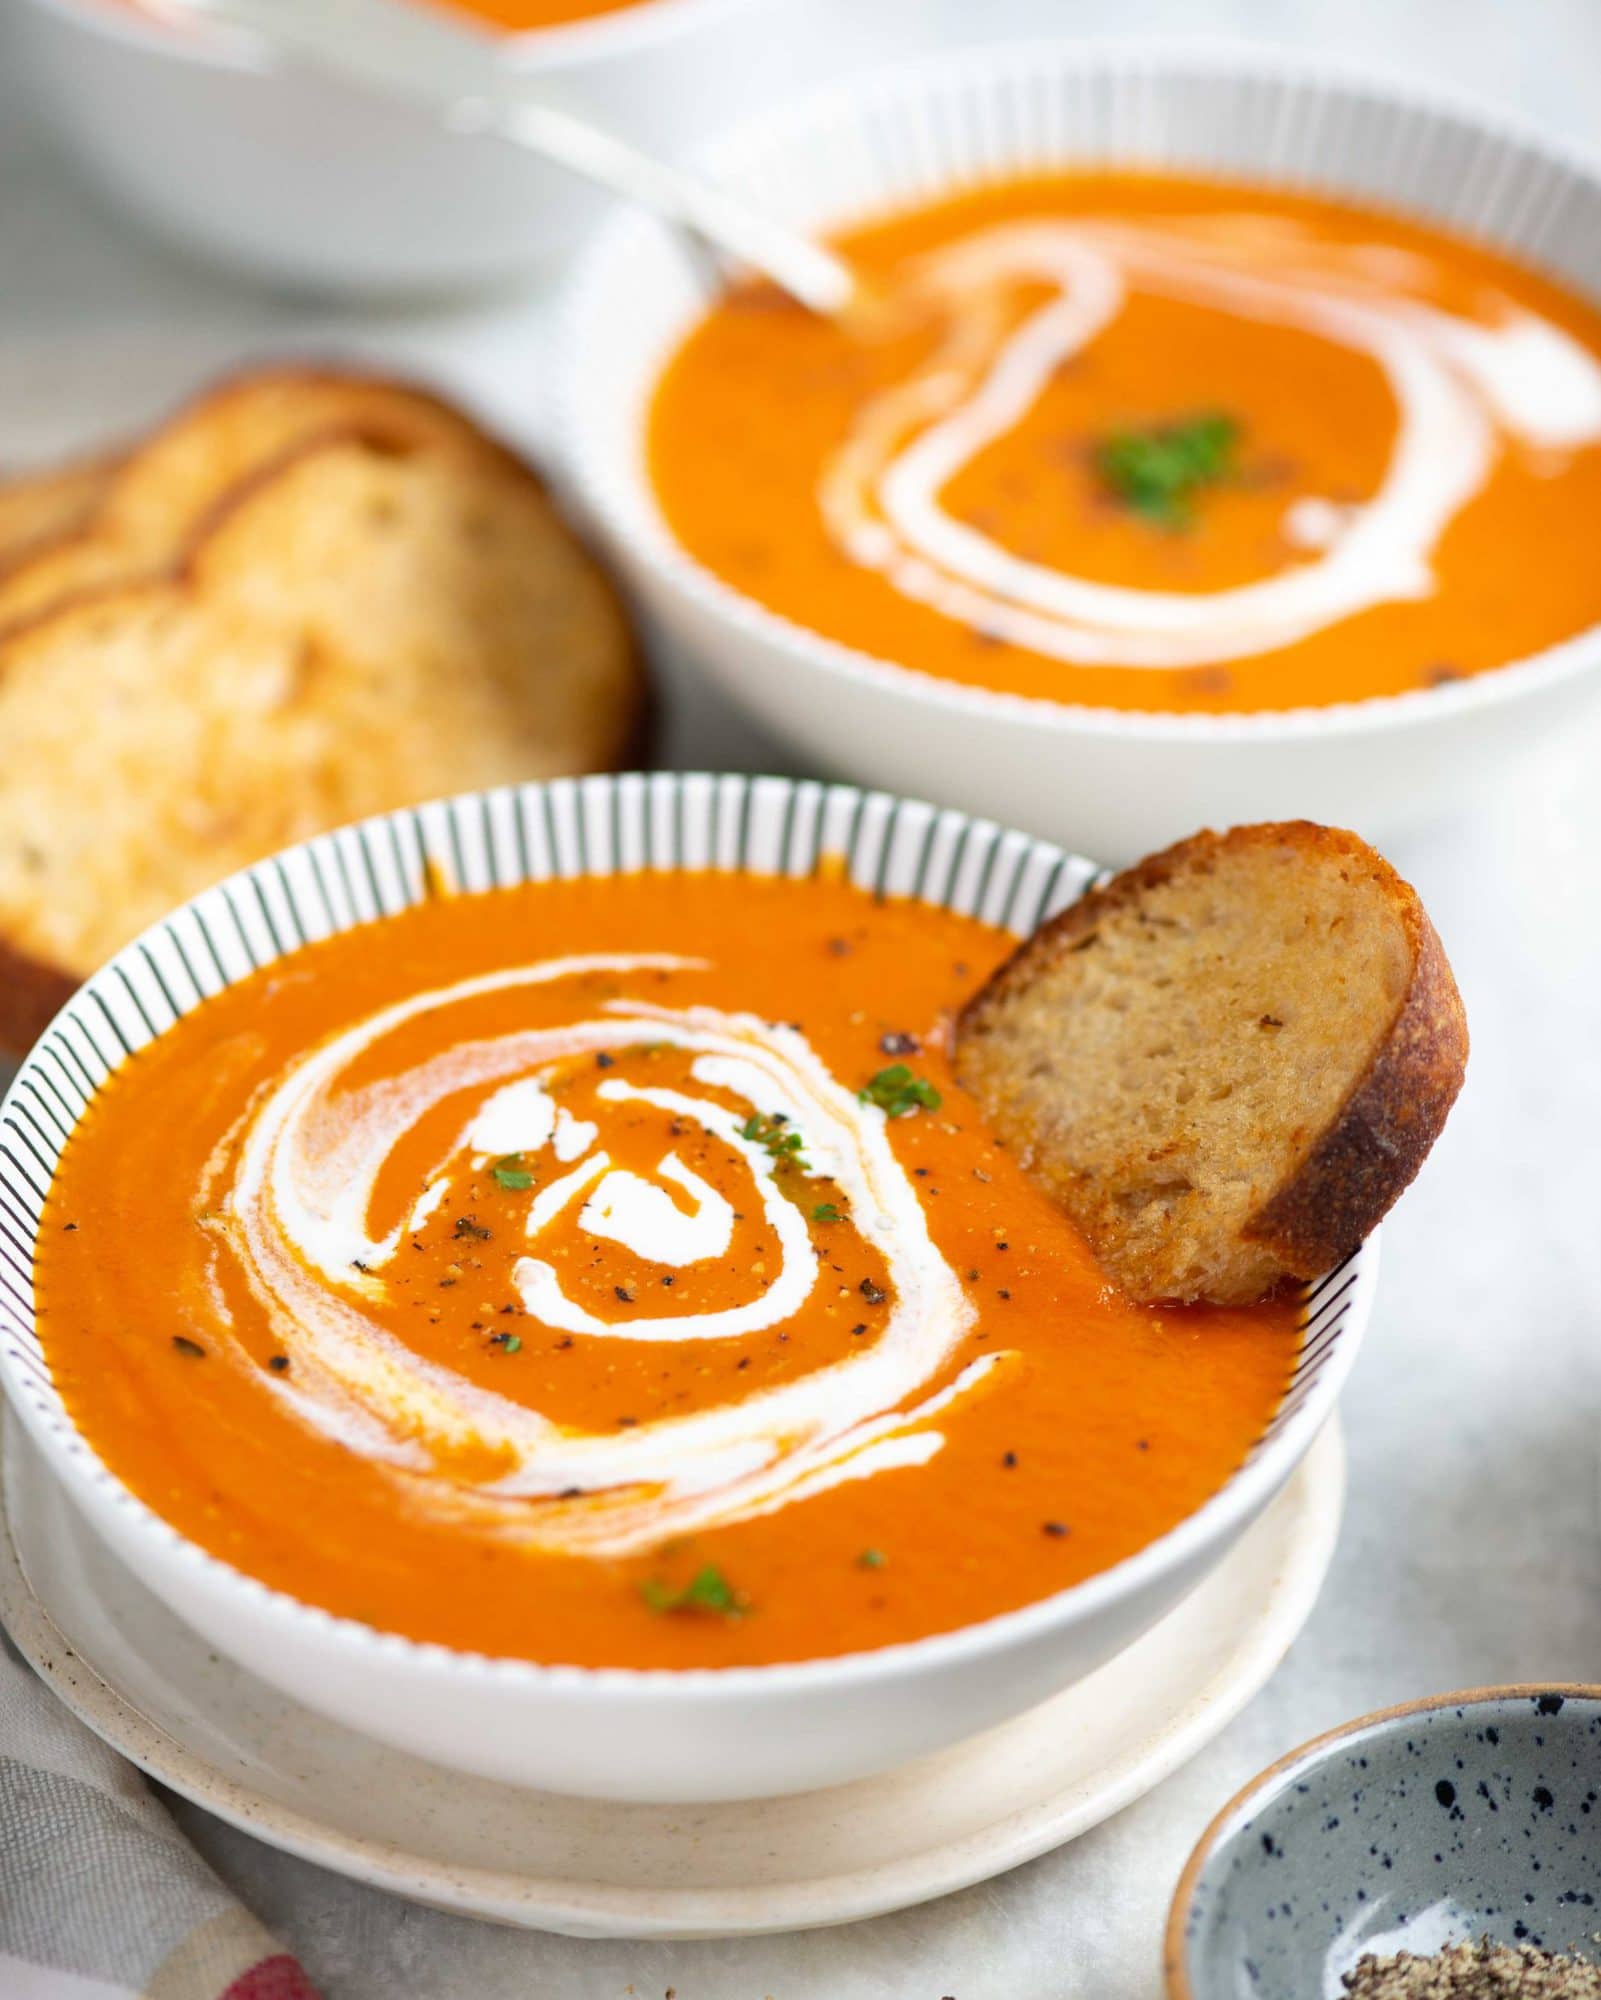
[[1, 2, 1599, 1994]]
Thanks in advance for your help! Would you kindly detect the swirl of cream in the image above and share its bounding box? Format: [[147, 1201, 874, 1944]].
[[821, 216, 1601, 669], [210, 956, 993, 1555]]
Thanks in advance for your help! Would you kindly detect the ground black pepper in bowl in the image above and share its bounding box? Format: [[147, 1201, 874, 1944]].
[[1167, 1690, 1601, 2000], [1343, 1938, 1601, 1997]]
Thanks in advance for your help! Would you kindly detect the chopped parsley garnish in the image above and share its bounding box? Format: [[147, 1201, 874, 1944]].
[[491, 1154, 534, 1191], [811, 1202, 843, 1223], [857, 1547, 887, 1570], [1093, 411, 1241, 528], [497, 1333, 523, 1354], [859, 1064, 941, 1118], [640, 1565, 747, 1619], [739, 1111, 809, 1172]]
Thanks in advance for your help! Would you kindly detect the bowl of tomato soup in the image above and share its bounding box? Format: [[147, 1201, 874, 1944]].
[[11, 0, 780, 292], [559, 47, 1601, 855], [0, 775, 1374, 1802]]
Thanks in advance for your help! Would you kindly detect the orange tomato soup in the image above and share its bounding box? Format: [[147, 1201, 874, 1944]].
[[37, 872, 1297, 1667], [127, 0, 652, 29], [649, 172, 1601, 715], [432, 0, 648, 29]]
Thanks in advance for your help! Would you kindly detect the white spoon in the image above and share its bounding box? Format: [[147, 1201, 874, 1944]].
[[146, 0, 859, 315]]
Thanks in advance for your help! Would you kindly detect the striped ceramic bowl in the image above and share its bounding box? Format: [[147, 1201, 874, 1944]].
[[0, 775, 1375, 1801]]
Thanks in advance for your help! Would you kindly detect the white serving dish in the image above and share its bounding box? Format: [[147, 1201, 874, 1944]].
[[0, 1409, 1345, 1935], [556, 44, 1601, 858], [10, 0, 780, 294], [0, 773, 1375, 1803]]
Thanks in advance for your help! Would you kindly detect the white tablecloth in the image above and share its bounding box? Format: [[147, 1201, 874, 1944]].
[[2, 2, 1598, 1992]]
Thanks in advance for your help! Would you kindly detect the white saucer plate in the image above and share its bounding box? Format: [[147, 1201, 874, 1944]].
[[0, 1411, 1343, 1940]]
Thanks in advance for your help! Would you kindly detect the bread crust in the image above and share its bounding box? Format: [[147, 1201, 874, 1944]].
[[1243, 887, 1467, 1272], [955, 821, 1468, 1300], [0, 364, 546, 639], [0, 450, 123, 581]]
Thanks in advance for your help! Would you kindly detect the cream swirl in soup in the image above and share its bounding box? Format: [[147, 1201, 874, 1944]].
[[822, 217, 1601, 670], [211, 954, 991, 1556], [650, 173, 1601, 715]]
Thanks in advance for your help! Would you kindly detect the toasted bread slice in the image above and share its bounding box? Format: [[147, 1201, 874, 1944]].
[[0, 424, 644, 1052], [0, 452, 120, 575], [953, 823, 1467, 1305], [0, 368, 505, 629]]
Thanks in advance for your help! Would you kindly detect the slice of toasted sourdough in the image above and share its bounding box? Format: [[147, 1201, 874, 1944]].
[[0, 368, 505, 630], [953, 823, 1468, 1305], [0, 422, 644, 1053], [0, 452, 120, 576]]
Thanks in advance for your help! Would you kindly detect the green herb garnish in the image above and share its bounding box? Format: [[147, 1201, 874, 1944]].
[[491, 1154, 534, 1191], [1093, 411, 1241, 528], [498, 1333, 523, 1354], [858, 1064, 942, 1118], [739, 1112, 809, 1172], [640, 1564, 747, 1618], [812, 1202, 843, 1223], [857, 1547, 886, 1570]]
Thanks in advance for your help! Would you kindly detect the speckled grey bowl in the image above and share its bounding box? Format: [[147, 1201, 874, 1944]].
[[1166, 1687, 1601, 1999]]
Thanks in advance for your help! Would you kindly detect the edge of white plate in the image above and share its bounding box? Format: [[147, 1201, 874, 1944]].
[[0, 1411, 1345, 1939]]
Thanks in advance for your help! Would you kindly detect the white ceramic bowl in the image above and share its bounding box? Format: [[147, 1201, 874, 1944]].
[[556, 44, 1601, 859], [10, 0, 781, 294], [0, 774, 1375, 1802]]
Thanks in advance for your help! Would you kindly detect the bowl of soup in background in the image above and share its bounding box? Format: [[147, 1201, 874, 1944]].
[[556, 45, 1601, 858], [0, 773, 1375, 1802], [9, 0, 783, 294]]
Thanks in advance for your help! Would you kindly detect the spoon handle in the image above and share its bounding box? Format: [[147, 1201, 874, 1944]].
[[150, 0, 857, 314], [469, 96, 854, 313]]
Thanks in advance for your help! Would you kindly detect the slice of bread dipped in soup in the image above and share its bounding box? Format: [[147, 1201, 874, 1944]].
[[954, 823, 1468, 1305]]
